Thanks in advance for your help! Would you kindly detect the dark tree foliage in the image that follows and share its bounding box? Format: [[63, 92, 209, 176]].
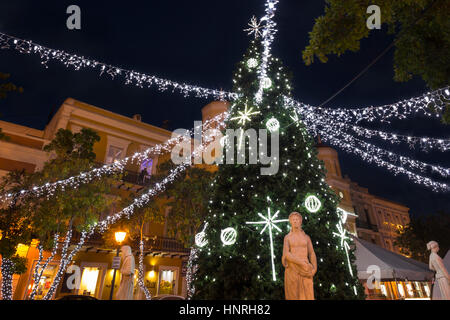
[[192, 41, 365, 300], [395, 212, 450, 263]]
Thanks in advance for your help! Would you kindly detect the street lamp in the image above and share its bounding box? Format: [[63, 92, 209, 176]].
[[109, 231, 127, 300]]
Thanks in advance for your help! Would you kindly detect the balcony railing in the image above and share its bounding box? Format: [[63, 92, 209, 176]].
[[71, 231, 189, 254], [94, 162, 152, 187]]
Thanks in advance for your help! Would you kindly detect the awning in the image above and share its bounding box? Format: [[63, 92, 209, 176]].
[[352, 236, 434, 281]]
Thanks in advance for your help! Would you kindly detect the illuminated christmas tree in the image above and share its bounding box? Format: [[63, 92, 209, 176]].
[[191, 39, 365, 300]]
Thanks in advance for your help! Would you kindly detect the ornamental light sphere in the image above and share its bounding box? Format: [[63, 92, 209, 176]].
[[262, 77, 272, 89], [266, 117, 280, 133], [195, 231, 208, 248], [304, 195, 322, 213], [247, 58, 258, 69], [221, 227, 237, 246]]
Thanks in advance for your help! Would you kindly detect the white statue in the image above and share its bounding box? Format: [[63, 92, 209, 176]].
[[427, 241, 450, 300], [115, 245, 135, 300]]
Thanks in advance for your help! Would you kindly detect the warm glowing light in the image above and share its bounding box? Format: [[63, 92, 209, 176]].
[[115, 231, 126, 244], [79, 267, 99, 296], [397, 283, 405, 297], [149, 270, 155, 279]]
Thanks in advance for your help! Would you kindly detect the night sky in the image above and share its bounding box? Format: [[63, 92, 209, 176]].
[[0, 1, 448, 218]]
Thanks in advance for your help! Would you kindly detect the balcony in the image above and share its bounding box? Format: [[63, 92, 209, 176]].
[[71, 231, 189, 255], [94, 162, 152, 187], [121, 169, 152, 187]]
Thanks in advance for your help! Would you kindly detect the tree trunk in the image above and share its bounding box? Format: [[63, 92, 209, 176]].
[[43, 229, 74, 300], [138, 236, 152, 300], [1, 258, 14, 300], [29, 234, 60, 300]]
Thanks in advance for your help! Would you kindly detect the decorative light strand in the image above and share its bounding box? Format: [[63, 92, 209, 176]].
[[0, 112, 227, 203], [0, 258, 14, 300], [2, 30, 448, 127], [304, 112, 450, 179], [336, 122, 449, 152], [254, 0, 279, 103], [138, 240, 152, 300], [186, 248, 198, 300], [0, 32, 238, 102], [286, 104, 450, 191], [29, 234, 60, 300], [41, 118, 225, 298], [284, 87, 450, 124]]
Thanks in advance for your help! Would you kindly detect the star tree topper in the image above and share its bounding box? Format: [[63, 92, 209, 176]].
[[244, 16, 263, 39]]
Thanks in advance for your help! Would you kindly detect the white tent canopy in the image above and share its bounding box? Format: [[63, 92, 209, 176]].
[[353, 237, 434, 281]]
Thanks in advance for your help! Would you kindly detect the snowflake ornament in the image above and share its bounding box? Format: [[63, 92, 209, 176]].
[[244, 16, 263, 39]]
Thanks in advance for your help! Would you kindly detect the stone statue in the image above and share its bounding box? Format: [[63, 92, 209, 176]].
[[115, 245, 136, 300], [282, 212, 317, 300], [427, 241, 450, 300]]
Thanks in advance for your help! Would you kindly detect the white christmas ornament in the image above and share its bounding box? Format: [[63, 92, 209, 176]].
[[304, 195, 322, 213], [221, 227, 237, 246], [195, 223, 209, 248], [266, 118, 280, 133], [262, 77, 272, 89], [247, 58, 259, 69]]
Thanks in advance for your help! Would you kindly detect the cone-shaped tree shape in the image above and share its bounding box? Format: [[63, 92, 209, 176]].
[[192, 41, 365, 300]]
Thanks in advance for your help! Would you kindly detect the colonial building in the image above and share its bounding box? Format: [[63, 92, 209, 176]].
[[316, 140, 410, 254]]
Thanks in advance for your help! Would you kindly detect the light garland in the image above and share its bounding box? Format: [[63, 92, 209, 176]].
[[29, 234, 60, 300], [41, 117, 225, 298], [246, 207, 288, 281], [254, 0, 279, 103], [0, 32, 238, 102], [284, 87, 450, 124], [0, 258, 14, 300], [0, 112, 227, 203], [138, 240, 152, 300], [186, 247, 198, 300], [286, 103, 450, 192]]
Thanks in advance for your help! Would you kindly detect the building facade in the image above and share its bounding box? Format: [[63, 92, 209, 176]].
[[316, 141, 410, 254]]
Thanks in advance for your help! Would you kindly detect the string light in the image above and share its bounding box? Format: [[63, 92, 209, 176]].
[[254, 0, 279, 103], [0, 32, 238, 102], [0, 112, 227, 203], [0, 258, 14, 300], [138, 240, 152, 300], [284, 87, 449, 124]]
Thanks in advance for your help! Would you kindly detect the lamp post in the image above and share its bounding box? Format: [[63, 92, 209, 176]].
[[109, 231, 126, 300]]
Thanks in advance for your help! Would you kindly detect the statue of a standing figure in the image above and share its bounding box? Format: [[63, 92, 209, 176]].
[[282, 212, 317, 300], [115, 245, 135, 300], [427, 241, 450, 300]]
